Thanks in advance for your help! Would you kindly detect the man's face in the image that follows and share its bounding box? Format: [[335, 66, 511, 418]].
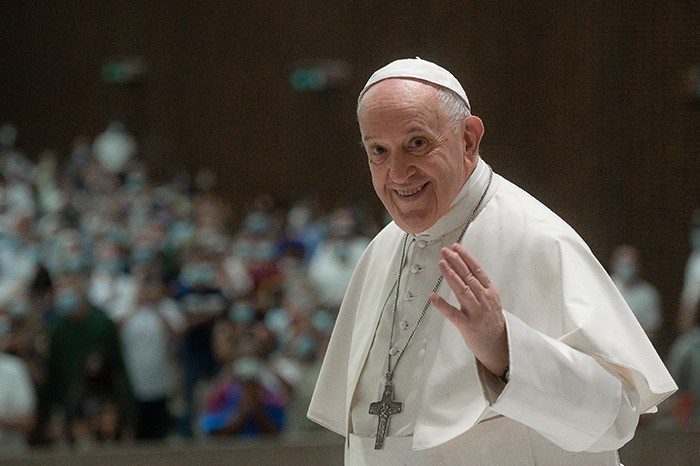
[[359, 79, 476, 234]]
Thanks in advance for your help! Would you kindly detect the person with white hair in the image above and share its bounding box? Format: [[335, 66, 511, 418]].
[[308, 58, 677, 464]]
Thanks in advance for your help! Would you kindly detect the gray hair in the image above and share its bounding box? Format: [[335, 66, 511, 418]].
[[436, 86, 471, 130], [356, 82, 471, 130]]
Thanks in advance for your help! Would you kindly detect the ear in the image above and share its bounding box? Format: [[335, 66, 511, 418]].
[[462, 116, 484, 163]]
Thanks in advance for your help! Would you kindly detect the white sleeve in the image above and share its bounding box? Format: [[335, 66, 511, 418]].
[[484, 311, 640, 453]]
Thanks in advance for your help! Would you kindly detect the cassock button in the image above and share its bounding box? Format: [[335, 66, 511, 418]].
[[389, 347, 399, 356], [399, 320, 410, 330]]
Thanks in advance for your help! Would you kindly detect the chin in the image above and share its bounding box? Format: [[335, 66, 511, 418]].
[[394, 216, 434, 234]]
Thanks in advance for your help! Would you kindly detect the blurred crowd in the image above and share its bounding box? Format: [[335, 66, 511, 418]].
[[1, 119, 700, 455], [607, 231, 700, 430], [0, 121, 377, 453]]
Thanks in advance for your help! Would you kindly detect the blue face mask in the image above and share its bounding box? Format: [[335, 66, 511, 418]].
[[614, 263, 638, 281], [312, 310, 334, 334], [295, 334, 317, 360], [101, 258, 124, 274], [132, 246, 156, 264], [54, 291, 80, 316], [264, 307, 290, 334], [232, 240, 252, 260], [253, 241, 277, 262], [229, 302, 256, 325], [182, 263, 215, 287], [63, 254, 87, 273]]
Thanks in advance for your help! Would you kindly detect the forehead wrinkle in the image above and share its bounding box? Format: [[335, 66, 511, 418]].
[[363, 126, 424, 140]]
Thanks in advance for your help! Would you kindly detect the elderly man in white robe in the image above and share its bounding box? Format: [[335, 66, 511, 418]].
[[307, 58, 677, 465]]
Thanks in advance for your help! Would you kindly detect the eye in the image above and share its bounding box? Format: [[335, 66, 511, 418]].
[[367, 145, 389, 164], [370, 145, 386, 155], [408, 137, 427, 149], [407, 137, 432, 156]]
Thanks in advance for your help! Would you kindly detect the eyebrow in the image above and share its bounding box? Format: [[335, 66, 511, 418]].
[[361, 126, 425, 144]]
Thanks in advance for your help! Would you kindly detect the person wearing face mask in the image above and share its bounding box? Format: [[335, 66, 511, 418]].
[[36, 269, 134, 444], [610, 245, 662, 342], [307, 207, 371, 313], [175, 237, 229, 437], [88, 238, 136, 322]]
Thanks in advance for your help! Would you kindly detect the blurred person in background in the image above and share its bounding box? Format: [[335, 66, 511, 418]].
[[610, 245, 662, 343], [66, 350, 132, 447], [175, 233, 230, 437], [118, 259, 185, 440], [36, 233, 134, 444], [200, 318, 287, 438], [236, 207, 284, 299], [92, 118, 137, 182], [307, 207, 370, 313], [1, 149, 36, 218], [679, 208, 700, 333], [0, 312, 36, 453], [200, 356, 286, 437], [88, 238, 136, 322], [0, 212, 41, 305], [664, 305, 700, 429], [284, 197, 325, 260]]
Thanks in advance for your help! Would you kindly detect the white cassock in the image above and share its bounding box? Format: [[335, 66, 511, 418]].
[[308, 159, 677, 465]]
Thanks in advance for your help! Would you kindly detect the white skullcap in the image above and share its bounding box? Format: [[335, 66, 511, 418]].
[[359, 57, 471, 112]]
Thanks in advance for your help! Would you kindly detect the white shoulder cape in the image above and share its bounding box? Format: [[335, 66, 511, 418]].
[[308, 173, 676, 450]]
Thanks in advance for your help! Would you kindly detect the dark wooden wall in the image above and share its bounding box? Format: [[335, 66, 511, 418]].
[[1, 1, 699, 351]]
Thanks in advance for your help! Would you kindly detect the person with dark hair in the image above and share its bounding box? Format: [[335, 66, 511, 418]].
[[37, 269, 134, 443]]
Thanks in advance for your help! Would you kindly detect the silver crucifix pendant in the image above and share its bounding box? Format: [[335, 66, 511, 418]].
[[368, 381, 403, 450]]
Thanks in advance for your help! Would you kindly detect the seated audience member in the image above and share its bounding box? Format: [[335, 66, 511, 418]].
[[200, 356, 285, 437]]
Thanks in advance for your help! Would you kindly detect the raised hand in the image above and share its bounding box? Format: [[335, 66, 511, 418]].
[[429, 243, 509, 379]]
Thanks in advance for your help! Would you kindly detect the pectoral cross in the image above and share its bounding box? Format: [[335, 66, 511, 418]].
[[368, 381, 402, 450]]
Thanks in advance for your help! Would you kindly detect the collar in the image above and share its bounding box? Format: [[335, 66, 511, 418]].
[[413, 158, 493, 242]]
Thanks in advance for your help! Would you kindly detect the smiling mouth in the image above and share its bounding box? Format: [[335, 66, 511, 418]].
[[395, 183, 428, 197]]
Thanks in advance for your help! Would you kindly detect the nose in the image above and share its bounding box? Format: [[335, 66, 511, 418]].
[[388, 151, 414, 184]]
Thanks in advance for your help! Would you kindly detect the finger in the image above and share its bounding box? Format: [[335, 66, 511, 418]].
[[438, 258, 479, 311], [442, 245, 486, 303], [430, 292, 469, 328], [453, 244, 494, 289], [440, 246, 474, 286]]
